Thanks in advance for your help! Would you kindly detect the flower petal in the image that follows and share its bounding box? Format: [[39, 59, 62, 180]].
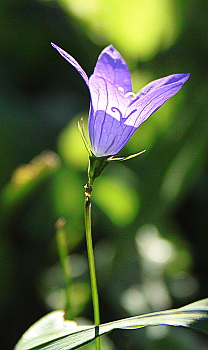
[[92, 45, 132, 94], [89, 109, 135, 157], [88, 74, 132, 156], [131, 74, 190, 104], [125, 73, 190, 127], [51, 43, 89, 85], [89, 74, 128, 121]]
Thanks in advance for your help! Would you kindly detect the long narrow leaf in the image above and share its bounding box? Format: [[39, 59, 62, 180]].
[[15, 299, 208, 350]]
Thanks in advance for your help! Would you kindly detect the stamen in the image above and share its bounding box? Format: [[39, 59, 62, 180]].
[[118, 86, 125, 93], [124, 92, 136, 100]]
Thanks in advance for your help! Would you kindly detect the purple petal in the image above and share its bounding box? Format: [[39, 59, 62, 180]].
[[125, 73, 190, 128], [88, 74, 130, 156], [89, 110, 135, 157], [92, 45, 132, 94], [131, 74, 190, 104], [51, 43, 89, 85], [89, 74, 128, 121]]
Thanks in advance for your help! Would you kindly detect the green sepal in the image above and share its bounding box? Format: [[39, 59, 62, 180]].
[[88, 155, 109, 184], [88, 150, 146, 183], [108, 149, 146, 162], [78, 118, 92, 156]]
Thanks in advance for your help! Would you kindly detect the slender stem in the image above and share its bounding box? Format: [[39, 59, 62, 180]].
[[56, 218, 72, 320], [84, 182, 100, 350]]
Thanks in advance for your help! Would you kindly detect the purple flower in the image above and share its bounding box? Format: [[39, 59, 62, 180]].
[[52, 43, 190, 158]]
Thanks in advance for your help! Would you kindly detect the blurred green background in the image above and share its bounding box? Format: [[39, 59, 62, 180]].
[[1, 0, 208, 349]]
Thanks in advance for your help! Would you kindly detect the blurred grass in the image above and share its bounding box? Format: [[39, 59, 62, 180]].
[[1, 1, 208, 350]]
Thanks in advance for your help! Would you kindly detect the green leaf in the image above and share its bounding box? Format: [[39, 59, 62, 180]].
[[14, 311, 92, 350], [15, 299, 208, 350]]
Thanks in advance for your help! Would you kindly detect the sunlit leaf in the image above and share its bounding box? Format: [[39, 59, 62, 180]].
[[59, 0, 180, 60], [93, 172, 140, 225], [14, 311, 84, 350], [15, 298, 208, 350]]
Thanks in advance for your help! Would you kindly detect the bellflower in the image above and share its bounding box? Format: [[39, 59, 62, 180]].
[[52, 43, 190, 158]]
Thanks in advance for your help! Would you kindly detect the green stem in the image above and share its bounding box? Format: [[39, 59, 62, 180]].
[[84, 182, 100, 350], [56, 218, 72, 320]]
